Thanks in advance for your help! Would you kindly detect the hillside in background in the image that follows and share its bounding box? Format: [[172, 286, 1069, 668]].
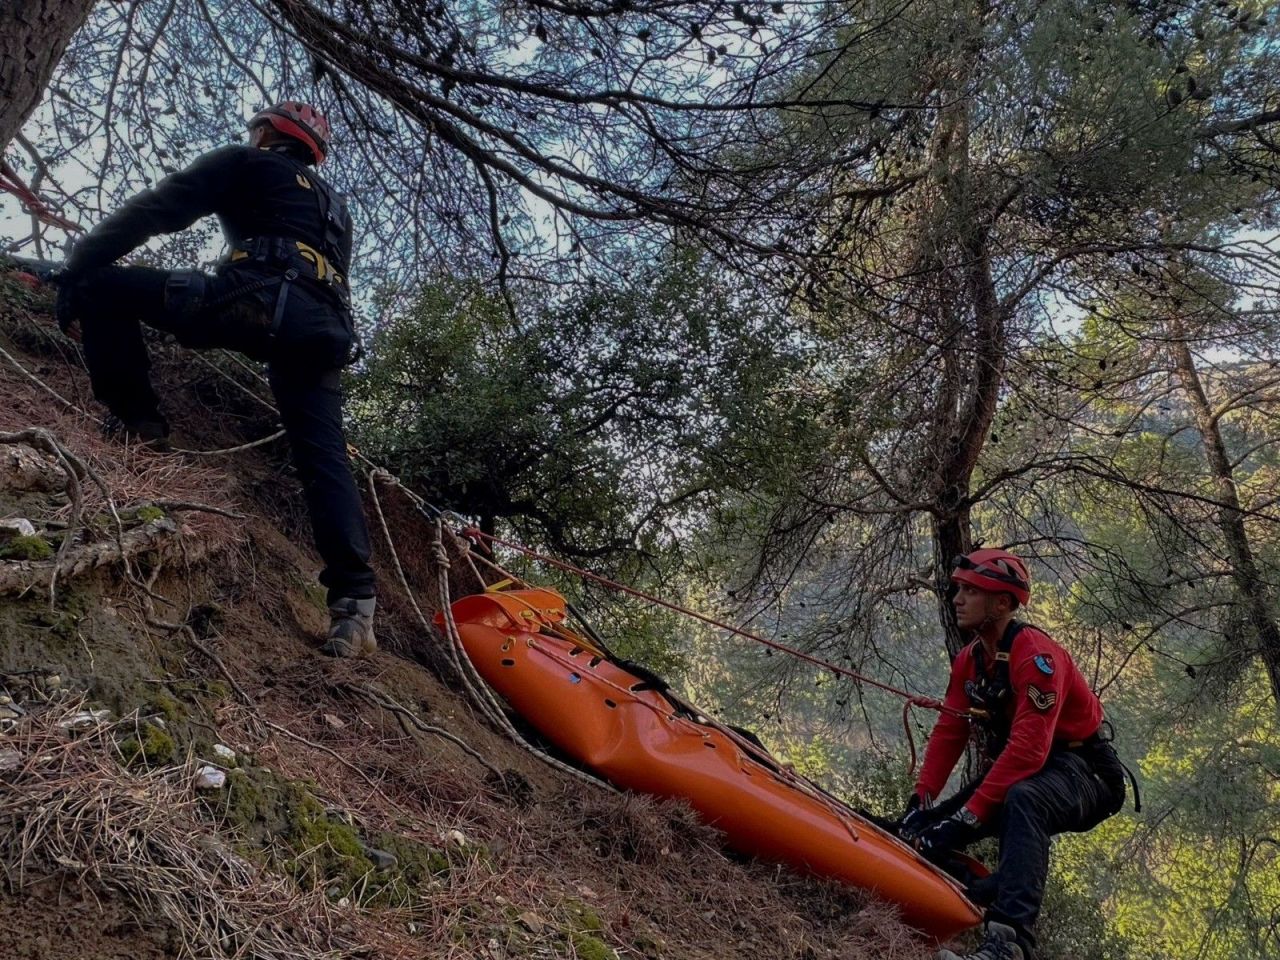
[[0, 267, 932, 960]]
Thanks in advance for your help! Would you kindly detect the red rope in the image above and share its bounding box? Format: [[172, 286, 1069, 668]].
[[0, 158, 83, 234], [460, 526, 970, 721]]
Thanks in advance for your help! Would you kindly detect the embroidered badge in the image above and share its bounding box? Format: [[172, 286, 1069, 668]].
[[1034, 654, 1054, 675], [1027, 685, 1057, 711]]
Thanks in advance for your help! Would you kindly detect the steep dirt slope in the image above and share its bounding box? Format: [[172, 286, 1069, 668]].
[[0, 267, 936, 960]]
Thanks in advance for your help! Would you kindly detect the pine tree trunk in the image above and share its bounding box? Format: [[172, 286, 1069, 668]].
[[0, 0, 95, 152], [1170, 336, 1280, 708], [921, 86, 1006, 657]]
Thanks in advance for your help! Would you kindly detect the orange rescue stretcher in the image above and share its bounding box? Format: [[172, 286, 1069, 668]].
[[440, 587, 982, 942]]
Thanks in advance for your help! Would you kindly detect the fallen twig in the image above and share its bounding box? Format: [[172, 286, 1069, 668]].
[[343, 682, 504, 781]]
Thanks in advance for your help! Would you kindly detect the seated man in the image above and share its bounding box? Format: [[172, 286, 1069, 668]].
[[56, 101, 377, 657], [899, 549, 1128, 960]]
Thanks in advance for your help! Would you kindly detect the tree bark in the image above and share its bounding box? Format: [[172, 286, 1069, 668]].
[[1170, 336, 1280, 707], [0, 0, 95, 153], [916, 41, 1006, 656]]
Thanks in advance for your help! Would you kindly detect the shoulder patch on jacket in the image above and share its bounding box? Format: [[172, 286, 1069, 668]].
[[1027, 685, 1057, 711], [1033, 654, 1054, 675]]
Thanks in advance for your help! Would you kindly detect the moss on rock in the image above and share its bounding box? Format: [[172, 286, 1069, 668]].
[[147, 691, 186, 724], [564, 898, 605, 932], [558, 899, 617, 960], [0, 534, 54, 561], [118, 724, 177, 766], [216, 765, 449, 906], [569, 932, 619, 960]]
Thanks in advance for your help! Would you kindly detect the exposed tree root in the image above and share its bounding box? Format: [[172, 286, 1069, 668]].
[[0, 516, 189, 596]]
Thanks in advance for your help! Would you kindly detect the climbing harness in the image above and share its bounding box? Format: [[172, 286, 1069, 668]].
[[222, 153, 360, 364], [227, 237, 347, 300], [965, 620, 1028, 757]]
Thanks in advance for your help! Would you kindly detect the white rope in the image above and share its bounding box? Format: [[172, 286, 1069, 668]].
[[363, 471, 612, 791]]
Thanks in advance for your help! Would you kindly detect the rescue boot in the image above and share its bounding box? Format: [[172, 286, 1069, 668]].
[[320, 596, 376, 658], [102, 412, 171, 451], [936, 922, 1025, 960]]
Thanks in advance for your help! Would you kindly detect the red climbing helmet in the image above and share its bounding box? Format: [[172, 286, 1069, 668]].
[[248, 101, 331, 165], [952, 548, 1031, 607]]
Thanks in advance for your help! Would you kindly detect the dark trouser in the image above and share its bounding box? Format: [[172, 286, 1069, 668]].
[[967, 744, 1127, 958], [74, 264, 376, 603]]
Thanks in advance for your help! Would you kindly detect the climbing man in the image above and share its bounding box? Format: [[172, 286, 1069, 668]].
[[897, 548, 1129, 960], [54, 101, 377, 657]]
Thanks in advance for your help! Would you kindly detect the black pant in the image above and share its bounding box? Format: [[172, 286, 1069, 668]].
[[966, 744, 1126, 958], [75, 264, 376, 603]]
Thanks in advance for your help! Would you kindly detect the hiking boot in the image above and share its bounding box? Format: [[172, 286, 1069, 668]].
[[937, 922, 1026, 960], [102, 413, 171, 451], [320, 596, 376, 658]]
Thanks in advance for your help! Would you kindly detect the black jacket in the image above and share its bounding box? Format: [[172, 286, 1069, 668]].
[[67, 145, 353, 279]]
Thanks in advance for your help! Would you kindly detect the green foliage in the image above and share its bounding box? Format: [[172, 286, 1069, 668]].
[[1037, 838, 1134, 960], [349, 252, 809, 565], [1100, 676, 1280, 960]]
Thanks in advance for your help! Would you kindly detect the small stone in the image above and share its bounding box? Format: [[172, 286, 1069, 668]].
[[0, 748, 21, 771], [444, 828, 469, 847], [212, 743, 236, 763], [517, 911, 545, 934], [0, 517, 36, 540], [42, 673, 62, 691], [0, 705, 19, 721], [58, 708, 111, 731], [323, 713, 347, 729], [362, 846, 397, 870], [577, 884, 598, 899], [194, 765, 226, 790]]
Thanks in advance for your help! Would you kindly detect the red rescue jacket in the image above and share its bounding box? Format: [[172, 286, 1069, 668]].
[[915, 624, 1103, 823]]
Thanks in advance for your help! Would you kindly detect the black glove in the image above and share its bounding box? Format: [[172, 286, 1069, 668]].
[[898, 792, 934, 840], [53, 273, 80, 336], [915, 808, 982, 858]]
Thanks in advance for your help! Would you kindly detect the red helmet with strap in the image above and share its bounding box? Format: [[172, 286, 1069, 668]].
[[952, 548, 1030, 606], [249, 101, 331, 165]]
